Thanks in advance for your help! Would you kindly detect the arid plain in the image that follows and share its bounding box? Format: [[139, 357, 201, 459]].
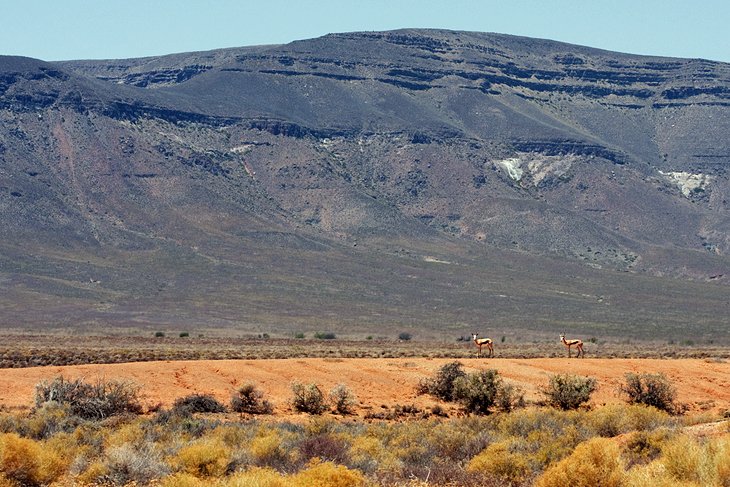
[[1, 356, 728, 418]]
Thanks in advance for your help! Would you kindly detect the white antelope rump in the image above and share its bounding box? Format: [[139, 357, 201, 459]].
[[471, 333, 494, 358], [560, 333, 584, 358]]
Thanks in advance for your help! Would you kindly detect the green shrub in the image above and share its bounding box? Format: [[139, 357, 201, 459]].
[[417, 361, 466, 401], [542, 374, 597, 410], [173, 394, 227, 414], [314, 332, 337, 340], [620, 373, 678, 414], [398, 332, 412, 341], [155, 331, 165, 338], [453, 369, 501, 414], [329, 384, 357, 415], [231, 383, 273, 415], [34, 376, 142, 420], [291, 381, 328, 414], [179, 332, 190, 338]]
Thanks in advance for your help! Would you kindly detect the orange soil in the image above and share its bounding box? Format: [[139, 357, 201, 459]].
[[1, 358, 728, 416]]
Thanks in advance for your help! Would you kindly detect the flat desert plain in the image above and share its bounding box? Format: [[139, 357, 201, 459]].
[[1, 358, 728, 416]]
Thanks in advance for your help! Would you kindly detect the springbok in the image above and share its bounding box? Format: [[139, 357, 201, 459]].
[[471, 333, 494, 358], [560, 333, 584, 358]]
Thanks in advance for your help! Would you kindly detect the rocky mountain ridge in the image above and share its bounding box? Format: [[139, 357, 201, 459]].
[[1, 30, 729, 338]]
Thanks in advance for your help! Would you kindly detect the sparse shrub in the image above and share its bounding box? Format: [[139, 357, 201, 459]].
[[155, 331, 165, 338], [496, 381, 525, 412], [217, 467, 287, 487], [24, 401, 80, 440], [586, 403, 673, 438], [291, 459, 367, 487], [430, 404, 448, 417], [172, 394, 227, 414], [34, 376, 142, 420], [294, 332, 306, 339], [536, 437, 625, 487], [620, 373, 678, 414], [160, 472, 207, 487], [622, 429, 673, 467], [0, 432, 67, 486], [467, 440, 531, 482], [398, 332, 412, 341], [104, 443, 170, 485], [249, 430, 291, 469], [291, 381, 328, 415], [314, 332, 337, 340], [298, 434, 350, 464], [231, 383, 273, 415], [542, 374, 597, 410], [175, 437, 231, 478], [329, 384, 357, 415], [453, 369, 501, 414], [417, 361, 466, 401]]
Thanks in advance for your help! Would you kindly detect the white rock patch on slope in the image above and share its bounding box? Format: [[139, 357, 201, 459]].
[[496, 157, 524, 181], [495, 154, 577, 185], [659, 171, 712, 197]]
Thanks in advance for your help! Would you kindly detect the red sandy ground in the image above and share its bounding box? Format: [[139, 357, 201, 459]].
[[0, 358, 728, 417]]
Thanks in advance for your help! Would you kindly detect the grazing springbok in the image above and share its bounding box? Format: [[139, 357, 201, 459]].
[[471, 333, 494, 358], [560, 333, 584, 358]]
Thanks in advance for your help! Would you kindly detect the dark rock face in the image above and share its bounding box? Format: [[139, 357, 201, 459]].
[[1, 30, 730, 337]]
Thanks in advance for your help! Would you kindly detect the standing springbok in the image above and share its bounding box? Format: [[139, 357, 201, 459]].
[[471, 333, 494, 358], [560, 333, 584, 358]]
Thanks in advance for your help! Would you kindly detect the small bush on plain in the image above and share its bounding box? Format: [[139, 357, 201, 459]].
[[329, 384, 357, 415], [620, 373, 678, 414], [453, 369, 501, 414], [291, 381, 328, 415], [417, 361, 466, 401], [172, 394, 227, 414], [542, 374, 597, 410], [231, 383, 273, 415], [314, 332, 337, 340], [34, 376, 142, 420]]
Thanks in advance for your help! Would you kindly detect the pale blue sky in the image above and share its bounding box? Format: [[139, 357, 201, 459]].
[[2, 0, 729, 62]]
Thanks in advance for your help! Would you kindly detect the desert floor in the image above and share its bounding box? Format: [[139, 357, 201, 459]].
[[1, 358, 728, 417]]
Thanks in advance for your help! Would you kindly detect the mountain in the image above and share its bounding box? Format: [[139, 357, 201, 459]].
[[2, 29, 729, 341]]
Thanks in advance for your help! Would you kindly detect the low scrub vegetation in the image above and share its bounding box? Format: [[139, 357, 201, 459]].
[[620, 372, 679, 414], [0, 368, 724, 485], [34, 376, 142, 419], [419, 362, 523, 414], [291, 381, 328, 415], [173, 394, 227, 415], [541, 373, 597, 410], [1, 383, 726, 486], [230, 383, 273, 415]]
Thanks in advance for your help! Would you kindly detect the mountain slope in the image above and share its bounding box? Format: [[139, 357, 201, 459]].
[[1, 30, 729, 340]]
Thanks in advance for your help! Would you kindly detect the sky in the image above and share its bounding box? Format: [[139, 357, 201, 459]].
[[2, 0, 729, 63]]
